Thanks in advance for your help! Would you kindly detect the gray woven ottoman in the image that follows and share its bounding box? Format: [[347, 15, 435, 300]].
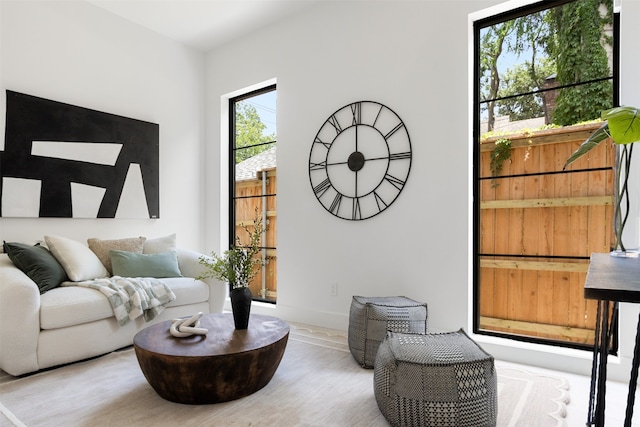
[[348, 296, 428, 368], [374, 329, 497, 427]]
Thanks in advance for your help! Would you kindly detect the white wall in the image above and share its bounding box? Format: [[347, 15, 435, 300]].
[[0, 1, 206, 249], [205, 0, 640, 383], [205, 0, 493, 332]]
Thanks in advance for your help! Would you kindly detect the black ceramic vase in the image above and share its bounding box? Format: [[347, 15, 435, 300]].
[[230, 286, 252, 329]]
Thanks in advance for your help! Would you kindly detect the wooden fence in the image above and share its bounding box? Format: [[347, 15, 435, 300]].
[[479, 123, 615, 345], [235, 167, 277, 302]]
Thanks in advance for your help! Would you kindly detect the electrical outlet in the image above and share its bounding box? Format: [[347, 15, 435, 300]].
[[330, 282, 338, 296]]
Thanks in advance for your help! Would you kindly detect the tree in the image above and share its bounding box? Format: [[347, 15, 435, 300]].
[[480, 1, 613, 130], [480, 11, 554, 130], [480, 21, 515, 131], [549, 0, 612, 126], [497, 59, 555, 121], [510, 11, 557, 122], [234, 102, 275, 164]]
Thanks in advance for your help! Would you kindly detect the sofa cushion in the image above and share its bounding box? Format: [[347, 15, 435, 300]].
[[40, 277, 209, 329], [161, 278, 210, 307], [87, 236, 146, 275], [3, 242, 69, 293], [110, 250, 182, 278], [40, 286, 113, 329], [45, 235, 109, 281]]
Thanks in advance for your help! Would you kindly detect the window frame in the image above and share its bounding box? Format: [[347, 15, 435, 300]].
[[472, 0, 620, 351], [228, 84, 277, 303]]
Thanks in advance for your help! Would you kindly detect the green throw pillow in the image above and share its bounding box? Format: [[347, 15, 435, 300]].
[[110, 250, 182, 278], [3, 241, 69, 293]]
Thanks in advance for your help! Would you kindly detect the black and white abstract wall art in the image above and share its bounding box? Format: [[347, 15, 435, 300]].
[[0, 91, 159, 218]]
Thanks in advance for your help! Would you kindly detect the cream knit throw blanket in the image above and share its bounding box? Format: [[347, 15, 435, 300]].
[[62, 276, 176, 326]]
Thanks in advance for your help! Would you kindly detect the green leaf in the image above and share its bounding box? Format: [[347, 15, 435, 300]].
[[563, 122, 611, 170], [602, 106, 640, 145]]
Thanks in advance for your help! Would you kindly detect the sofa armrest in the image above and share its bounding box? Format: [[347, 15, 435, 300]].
[[176, 248, 226, 314], [0, 254, 41, 375]]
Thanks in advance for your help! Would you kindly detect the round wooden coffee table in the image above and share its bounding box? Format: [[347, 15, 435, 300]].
[[133, 313, 289, 404]]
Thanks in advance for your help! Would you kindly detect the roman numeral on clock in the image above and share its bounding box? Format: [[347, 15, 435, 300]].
[[328, 115, 342, 134], [384, 173, 405, 190], [314, 136, 331, 150], [313, 178, 331, 197], [329, 193, 342, 214], [374, 191, 388, 211], [384, 123, 405, 140], [389, 151, 411, 161], [352, 198, 362, 220], [309, 160, 327, 171], [351, 102, 361, 125]]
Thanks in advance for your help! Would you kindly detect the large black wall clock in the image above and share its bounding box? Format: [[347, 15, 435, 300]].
[[309, 101, 412, 220]]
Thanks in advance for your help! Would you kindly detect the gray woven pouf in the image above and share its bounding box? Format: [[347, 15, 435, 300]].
[[348, 296, 428, 368], [374, 329, 497, 427]]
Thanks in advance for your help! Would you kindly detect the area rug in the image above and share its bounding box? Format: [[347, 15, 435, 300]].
[[0, 323, 569, 427]]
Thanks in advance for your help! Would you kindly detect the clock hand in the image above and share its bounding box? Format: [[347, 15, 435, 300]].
[[355, 121, 358, 152], [325, 160, 349, 167], [355, 168, 358, 199]]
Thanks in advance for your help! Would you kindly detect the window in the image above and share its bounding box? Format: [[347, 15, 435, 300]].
[[230, 85, 277, 303], [473, 0, 618, 350]]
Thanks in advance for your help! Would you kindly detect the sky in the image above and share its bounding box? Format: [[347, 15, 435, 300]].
[[244, 90, 277, 137]]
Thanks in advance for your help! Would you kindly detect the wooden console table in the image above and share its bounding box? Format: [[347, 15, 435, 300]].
[[584, 252, 640, 427]]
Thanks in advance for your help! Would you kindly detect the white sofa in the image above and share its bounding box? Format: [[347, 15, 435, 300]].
[[0, 236, 225, 376]]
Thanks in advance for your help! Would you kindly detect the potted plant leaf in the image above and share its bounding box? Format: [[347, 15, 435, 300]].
[[564, 106, 640, 254], [197, 208, 267, 329]]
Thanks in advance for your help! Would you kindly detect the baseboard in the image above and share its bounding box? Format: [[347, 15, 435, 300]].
[[236, 301, 350, 332]]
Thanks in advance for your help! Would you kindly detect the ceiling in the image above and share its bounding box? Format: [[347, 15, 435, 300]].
[[86, 0, 317, 52]]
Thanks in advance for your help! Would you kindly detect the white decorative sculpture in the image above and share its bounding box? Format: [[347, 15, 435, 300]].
[[170, 312, 208, 338]]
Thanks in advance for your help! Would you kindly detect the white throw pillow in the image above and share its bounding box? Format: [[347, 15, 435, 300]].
[[44, 235, 109, 281], [143, 233, 177, 254]]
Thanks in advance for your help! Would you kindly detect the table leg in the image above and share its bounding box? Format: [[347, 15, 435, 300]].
[[596, 301, 611, 426], [588, 300, 605, 426], [589, 301, 616, 427], [624, 311, 640, 427]]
